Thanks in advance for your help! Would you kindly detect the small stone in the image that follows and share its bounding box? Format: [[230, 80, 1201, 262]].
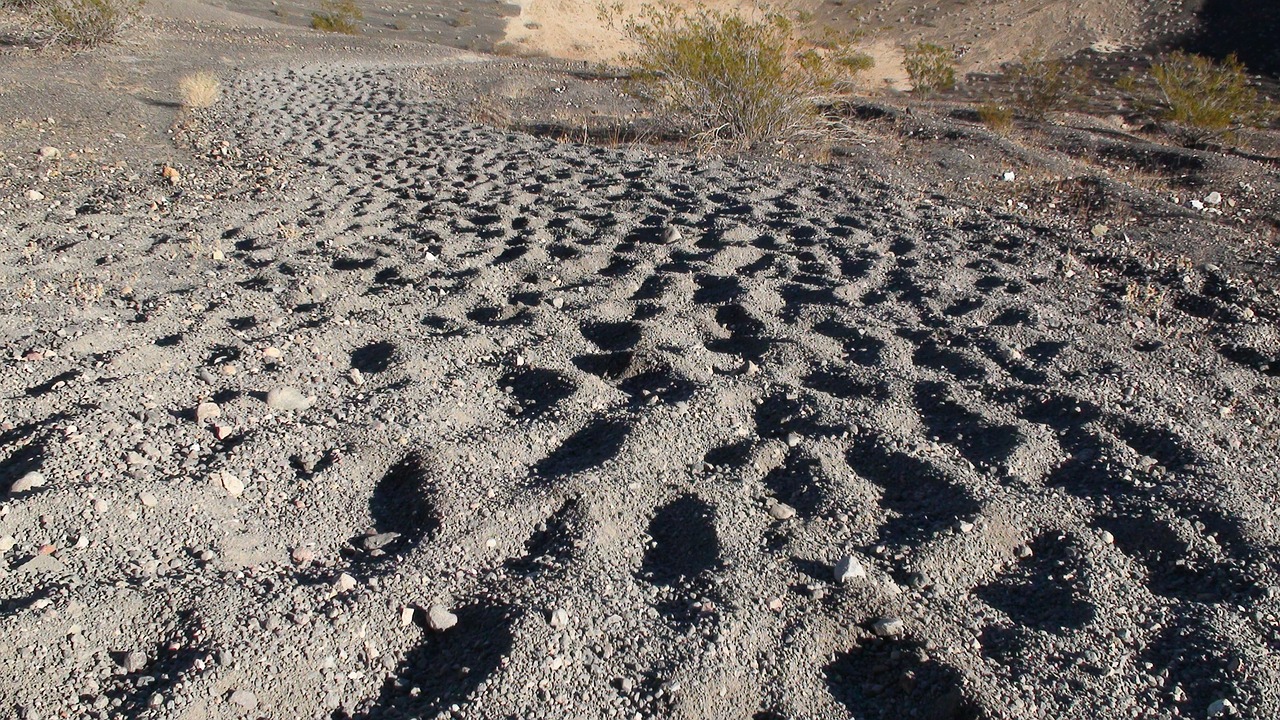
[[551, 296, 565, 309], [767, 597, 784, 612], [768, 501, 796, 521], [265, 386, 315, 411], [871, 617, 905, 637], [38, 146, 60, 159], [1015, 544, 1033, 559], [1100, 530, 1114, 545], [122, 650, 147, 673], [1091, 223, 1108, 238], [1002, 171, 1016, 182], [549, 608, 570, 630], [427, 605, 457, 631], [955, 520, 975, 533], [26, 189, 45, 202], [9, 471, 45, 494], [162, 165, 181, 185], [334, 573, 357, 594], [139, 492, 158, 507], [291, 547, 316, 565], [785, 432, 802, 448], [219, 472, 244, 498], [199, 368, 217, 384], [262, 346, 282, 359], [1205, 191, 1223, 205], [348, 368, 364, 386], [195, 402, 220, 425], [661, 226, 682, 243], [212, 424, 233, 441], [834, 555, 867, 583], [1208, 698, 1234, 717], [0, 535, 15, 552], [360, 532, 400, 551], [400, 607, 416, 626], [228, 689, 257, 710], [741, 360, 758, 376]]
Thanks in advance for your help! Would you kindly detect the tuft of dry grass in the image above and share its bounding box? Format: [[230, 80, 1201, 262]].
[[977, 102, 1013, 131], [310, 0, 362, 34], [31, 0, 141, 49], [178, 71, 220, 109]]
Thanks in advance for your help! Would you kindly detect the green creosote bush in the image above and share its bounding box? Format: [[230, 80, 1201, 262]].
[[600, 1, 874, 149], [1118, 51, 1275, 147], [902, 42, 956, 94], [311, 0, 362, 34], [1007, 49, 1087, 120], [31, 0, 142, 49]]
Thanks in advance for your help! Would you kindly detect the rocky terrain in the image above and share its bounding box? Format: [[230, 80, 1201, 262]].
[[2, 1, 1280, 719]]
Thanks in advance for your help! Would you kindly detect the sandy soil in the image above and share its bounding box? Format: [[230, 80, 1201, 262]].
[[2, 1, 1280, 720]]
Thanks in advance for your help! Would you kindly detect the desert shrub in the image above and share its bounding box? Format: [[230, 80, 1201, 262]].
[[1119, 52, 1274, 146], [602, 1, 874, 149], [977, 101, 1013, 131], [178, 71, 220, 109], [1008, 50, 1087, 120], [311, 0, 361, 34], [33, 0, 141, 48], [903, 42, 956, 94]]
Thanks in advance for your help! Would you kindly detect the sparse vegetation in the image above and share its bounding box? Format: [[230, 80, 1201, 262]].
[[1118, 51, 1275, 146], [977, 101, 1013, 131], [178, 71, 221, 110], [601, 1, 874, 149], [1007, 49, 1087, 120], [310, 0, 362, 34], [31, 0, 142, 49], [902, 42, 956, 95]]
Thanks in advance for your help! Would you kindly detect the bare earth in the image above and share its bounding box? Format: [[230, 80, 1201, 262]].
[[2, 1, 1280, 719]]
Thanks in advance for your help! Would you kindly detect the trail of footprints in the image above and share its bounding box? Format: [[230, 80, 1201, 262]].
[[3, 61, 1277, 718]]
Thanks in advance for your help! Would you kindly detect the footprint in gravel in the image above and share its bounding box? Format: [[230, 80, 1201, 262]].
[[1097, 507, 1257, 603], [825, 636, 985, 720], [0, 416, 64, 495], [573, 351, 695, 406], [498, 367, 577, 420], [531, 417, 631, 482], [102, 619, 211, 716], [580, 320, 642, 352], [705, 303, 776, 360], [349, 454, 441, 567], [350, 602, 519, 719], [762, 449, 834, 519], [846, 436, 982, 550], [913, 381, 1023, 469], [350, 341, 397, 375], [1139, 617, 1253, 715], [975, 532, 1097, 632], [637, 494, 723, 624], [904, 331, 988, 382], [812, 319, 885, 366], [504, 496, 587, 579]]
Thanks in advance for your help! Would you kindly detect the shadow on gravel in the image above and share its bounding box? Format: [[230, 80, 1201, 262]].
[[498, 367, 577, 420], [1140, 616, 1253, 716], [762, 450, 831, 519], [103, 616, 210, 717], [0, 415, 66, 495], [580, 320, 642, 352], [825, 637, 985, 720], [350, 341, 397, 374], [638, 494, 723, 624], [356, 454, 440, 565], [975, 533, 1097, 632], [913, 381, 1024, 469], [504, 496, 587, 579], [348, 603, 518, 719], [531, 417, 631, 482], [846, 437, 982, 549]]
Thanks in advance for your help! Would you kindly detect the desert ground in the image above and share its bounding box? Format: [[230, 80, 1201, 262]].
[[1, 0, 1279, 718]]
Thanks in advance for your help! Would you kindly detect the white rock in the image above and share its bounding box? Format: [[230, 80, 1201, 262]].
[[400, 607, 416, 626], [834, 555, 867, 583], [348, 368, 364, 386], [139, 492, 158, 507], [871, 617, 905, 637], [1002, 171, 1016, 182], [785, 432, 802, 448], [427, 605, 457, 631], [1205, 191, 1223, 205], [195, 402, 220, 424], [9, 471, 45, 494], [37, 146, 60, 159], [219, 472, 244, 497], [768, 501, 796, 521], [1191, 199, 1205, 210], [0, 535, 15, 552], [26, 189, 44, 202], [549, 608, 570, 630], [661, 226, 682, 243], [334, 573, 357, 594], [265, 386, 315, 411]]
